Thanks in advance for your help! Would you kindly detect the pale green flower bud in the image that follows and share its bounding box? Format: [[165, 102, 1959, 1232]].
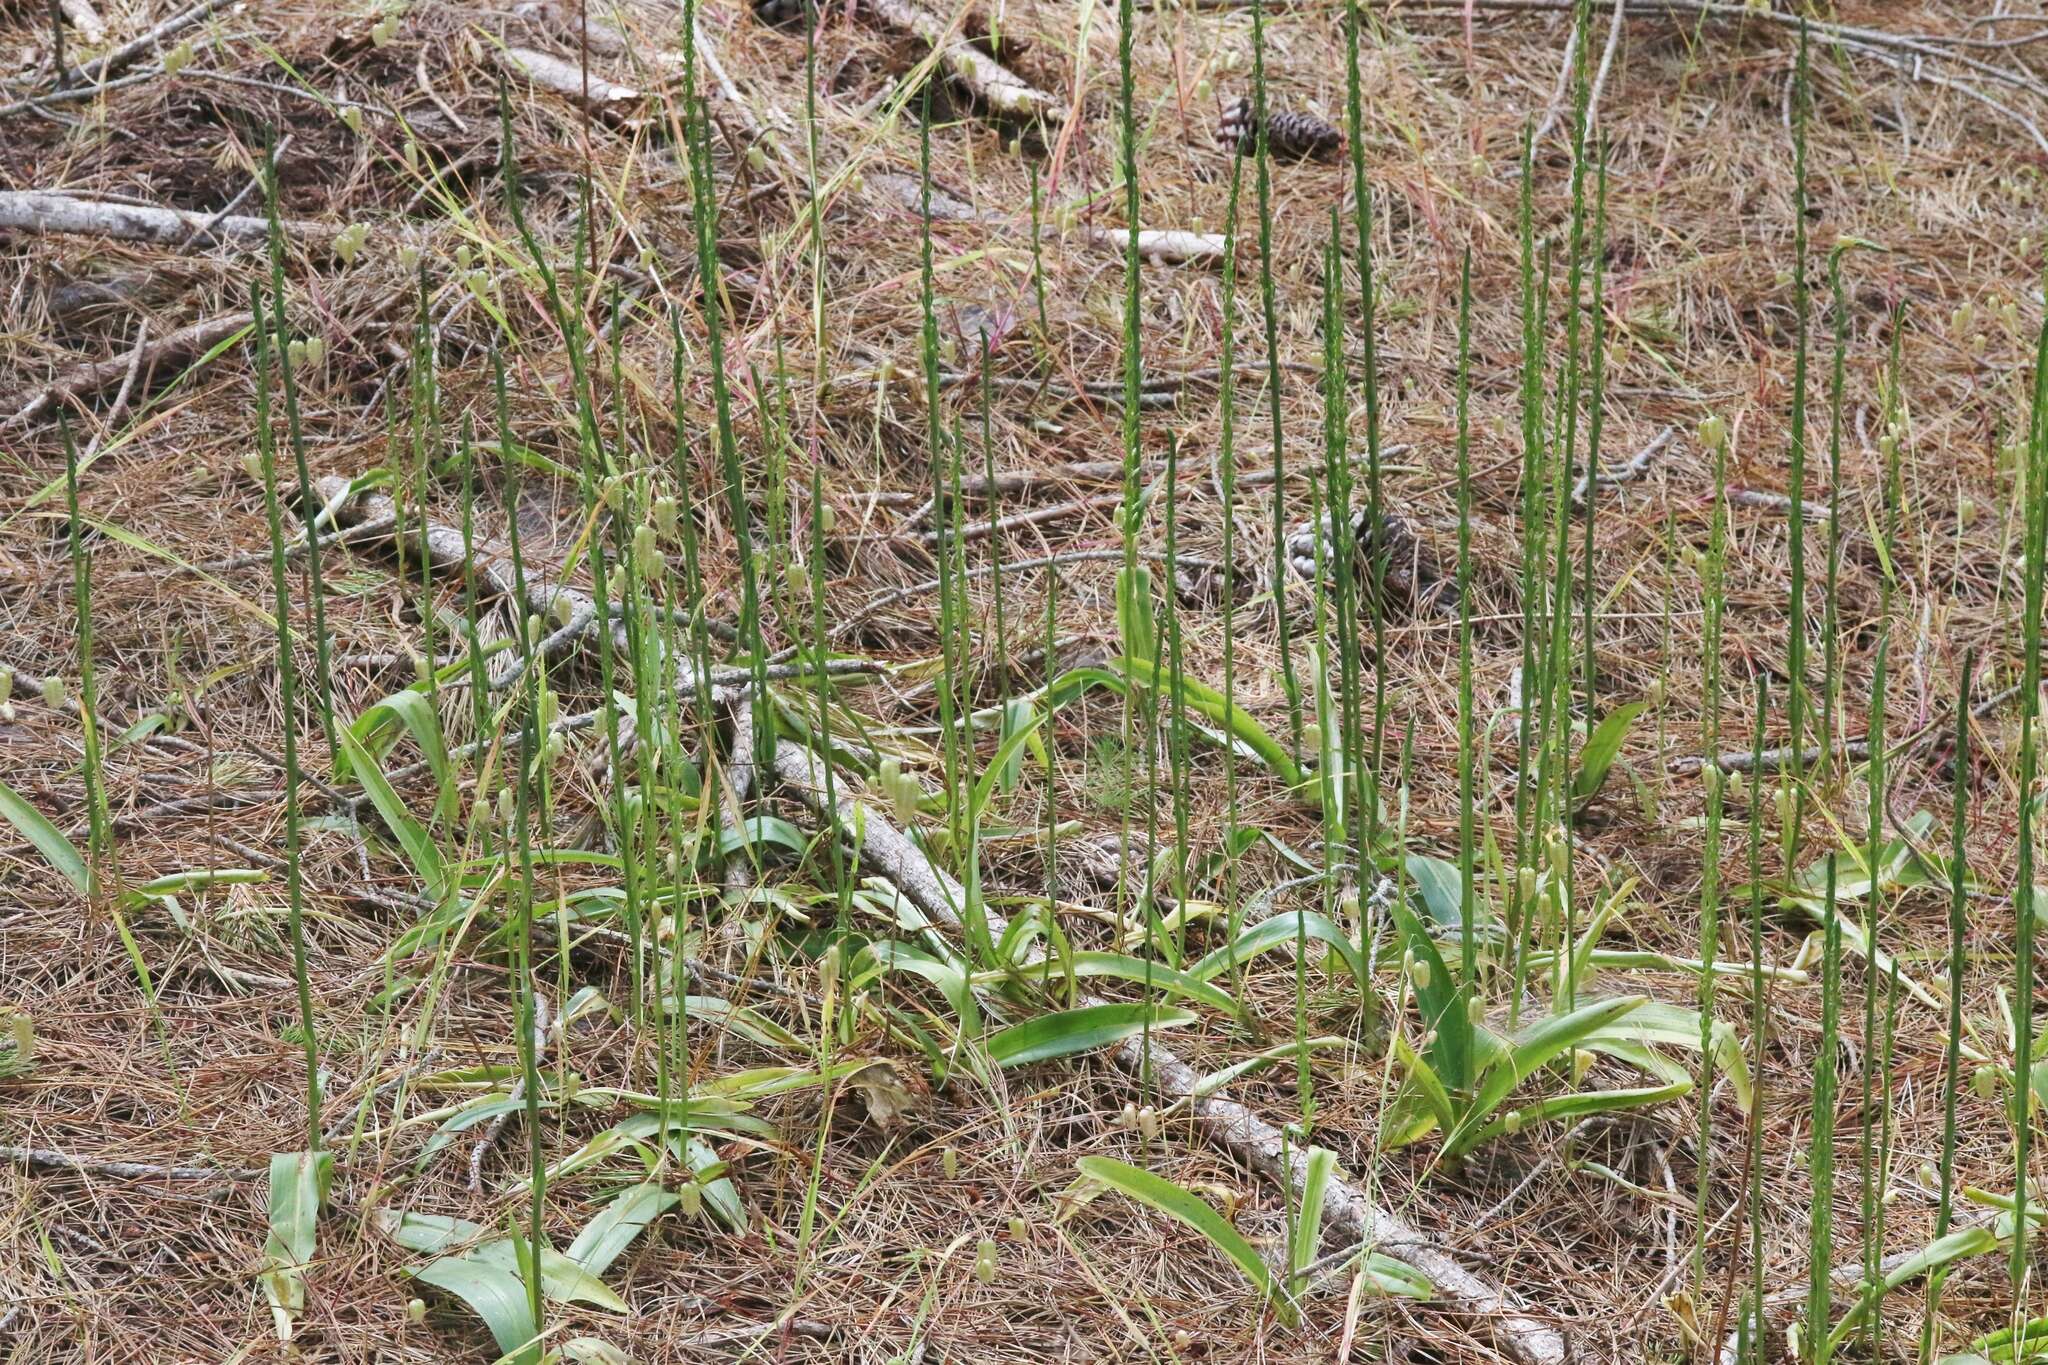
[[333, 223, 368, 267]]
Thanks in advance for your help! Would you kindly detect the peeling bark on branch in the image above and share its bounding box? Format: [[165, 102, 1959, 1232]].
[[0, 191, 336, 249], [863, 0, 1062, 123]]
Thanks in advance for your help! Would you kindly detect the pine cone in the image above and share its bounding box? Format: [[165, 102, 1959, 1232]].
[[1217, 96, 1342, 160]]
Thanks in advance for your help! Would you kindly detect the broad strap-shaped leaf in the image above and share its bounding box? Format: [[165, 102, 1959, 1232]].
[[338, 726, 450, 903], [1955, 1312, 2048, 1363], [1825, 1225, 2000, 1356], [1115, 565, 1158, 665], [1187, 911, 1364, 989], [412, 1253, 540, 1363], [713, 814, 811, 860], [1077, 1156, 1272, 1302], [1048, 663, 1307, 795], [260, 1150, 331, 1341], [1448, 1080, 1692, 1157], [1356, 1253, 1433, 1300], [1385, 1033, 1458, 1147], [986, 952, 1247, 1022], [379, 1208, 487, 1254], [1577, 999, 1753, 1114], [1386, 882, 1474, 1090], [414, 1093, 536, 1170], [1780, 890, 1943, 1011], [865, 941, 983, 1038], [1560, 877, 1634, 999], [1187, 1035, 1354, 1104], [346, 687, 456, 824], [566, 1183, 679, 1277], [469, 1238, 629, 1312], [1404, 855, 1479, 931], [986, 1003, 1194, 1069], [0, 778, 88, 893], [1290, 1147, 1338, 1282], [1572, 700, 1647, 803], [971, 704, 1048, 822]]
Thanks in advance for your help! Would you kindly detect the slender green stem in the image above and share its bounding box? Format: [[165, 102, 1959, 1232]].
[[246, 299, 319, 1150]]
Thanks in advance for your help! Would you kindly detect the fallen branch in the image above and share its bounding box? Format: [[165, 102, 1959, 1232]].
[[5, 311, 251, 428], [1081, 227, 1228, 266], [916, 491, 1124, 545], [1668, 739, 1866, 777], [1572, 426, 1675, 504], [0, 1141, 263, 1183], [1724, 486, 1830, 520], [766, 740, 1577, 1365], [58, 0, 106, 46], [721, 692, 761, 904], [863, 0, 1063, 123], [69, 0, 236, 85], [177, 134, 294, 252], [317, 476, 616, 666], [79, 317, 149, 459], [1671, 679, 2037, 778], [496, 45, 642, 107], [467, 997, 550, 1193], [0, 191, 336, 250], [899, 459, 1130, 527]]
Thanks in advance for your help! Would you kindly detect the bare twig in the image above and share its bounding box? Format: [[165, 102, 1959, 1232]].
[[69, 0, 236, 85], [1080, 227, 1227, 265], [862, 0, 1063, 123], [1714, 1216, 2001, 1365], [79, 318, 149, 460], [175, 135, 293, 252], [1572, 426, 1676, 504], [467, 999, 550, 1193], [1529, 8, 1581, 145], [0, 191, 334, 250], [497, 45, 641, 105], [1726, 486, 1830, 520], [5, 311, 252, 429], [917, 491, 1124, 545], [0, 1142, 263, 1182]]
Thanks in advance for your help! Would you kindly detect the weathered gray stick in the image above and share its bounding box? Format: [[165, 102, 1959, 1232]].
[[0, 191, 334, 248]]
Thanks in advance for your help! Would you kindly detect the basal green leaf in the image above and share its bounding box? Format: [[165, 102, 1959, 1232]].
[[412, 1253, 540, 1363], [1572, 701, 1647, 804], [260, 1150, 330, 1341], [0, 778, 88, 894], [1187, 911, 1363, 989], [338, 727, 449, 903], [566, 1183, 679, 1277], [1077, 1156, 1272, 1302], [987, 1004, 1194, 1068]]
